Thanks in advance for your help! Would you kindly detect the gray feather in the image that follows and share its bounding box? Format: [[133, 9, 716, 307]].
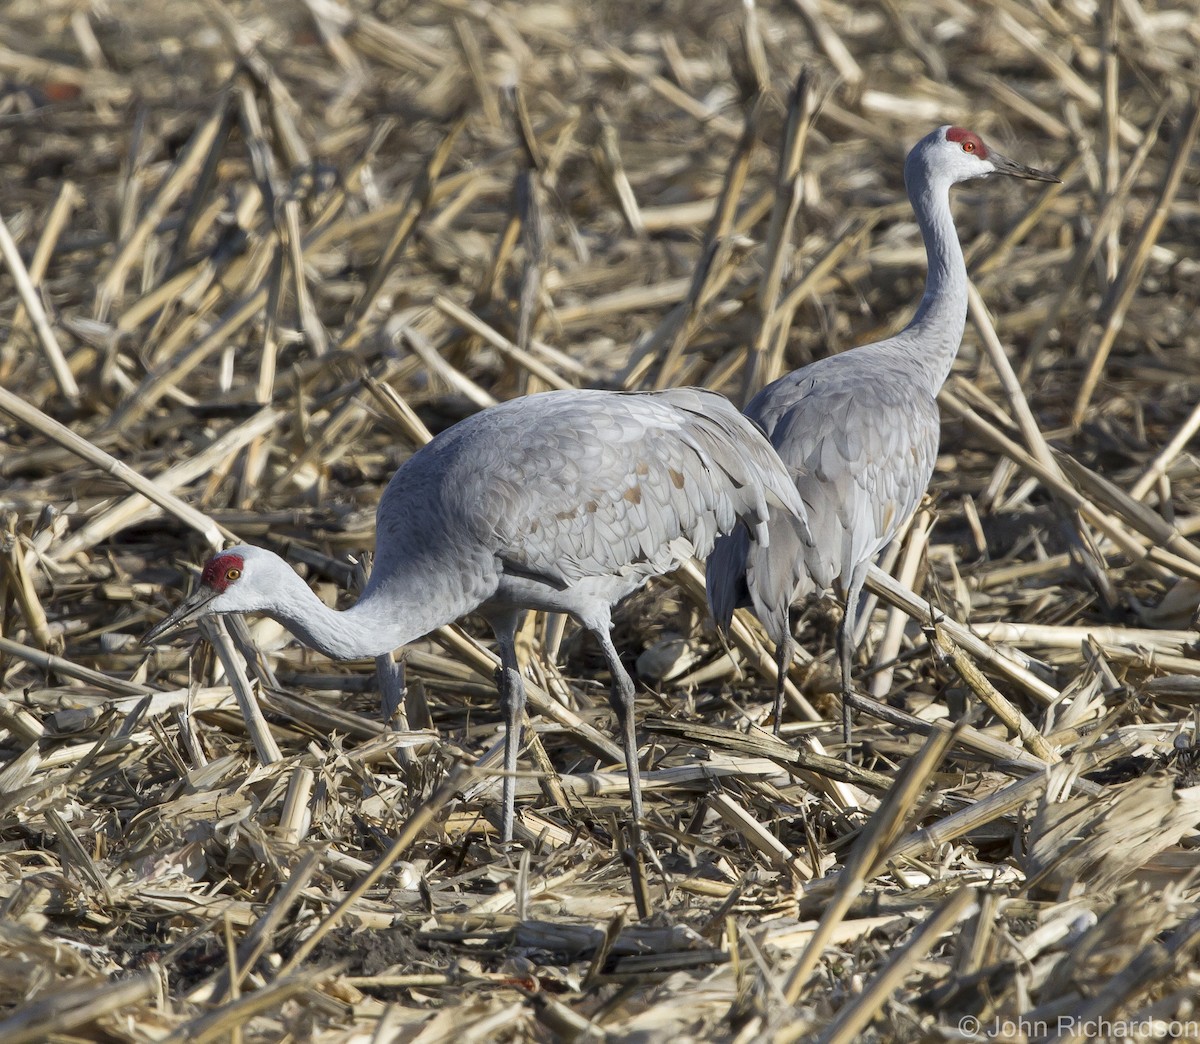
[[707, 339, 940, 634], [365, 387, 809, 639]]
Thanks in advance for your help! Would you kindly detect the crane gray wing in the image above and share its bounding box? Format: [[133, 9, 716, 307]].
[[445, 388, 808, 591], [751, 368, 940, 593]]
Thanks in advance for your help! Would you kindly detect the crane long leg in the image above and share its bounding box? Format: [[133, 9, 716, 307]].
[[376, 652, 416, 768], [593, 627, 644, 850], [492, 614, 526, 844], [376, 652, 407, 726], [838, 563, 871, 753], [773, 627, 794, 737], [837, 605, 855, 752]]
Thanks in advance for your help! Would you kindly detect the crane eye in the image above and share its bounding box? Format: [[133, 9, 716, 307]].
[[226, 568, 242, 581], [962, 140, 976, 153]]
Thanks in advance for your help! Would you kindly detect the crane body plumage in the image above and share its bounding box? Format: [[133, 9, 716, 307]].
[[710, 342, 941, 626], [145, 386, 809, 845], [707, 125, 1058, 744]]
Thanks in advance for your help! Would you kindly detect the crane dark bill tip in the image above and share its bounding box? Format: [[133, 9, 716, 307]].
[[140, 618, 177, 646], [141, 587, 219, 645], [1014, 165, 1061, 184], [991, 151, 1060, 184]]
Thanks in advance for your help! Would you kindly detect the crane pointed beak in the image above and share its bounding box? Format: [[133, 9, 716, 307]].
[[989, 150, 1061, 183], [142, 586, 219, 645]]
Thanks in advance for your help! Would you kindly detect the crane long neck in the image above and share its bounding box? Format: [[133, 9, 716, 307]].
[[259, 569, 432, 660], [902, 170, 968, 392]]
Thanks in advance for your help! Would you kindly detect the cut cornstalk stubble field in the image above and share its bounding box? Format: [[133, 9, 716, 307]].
[[1, 0, 1200, 1040]]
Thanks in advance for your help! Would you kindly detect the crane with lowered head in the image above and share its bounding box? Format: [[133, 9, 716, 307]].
[[144, 386, 810, 847]]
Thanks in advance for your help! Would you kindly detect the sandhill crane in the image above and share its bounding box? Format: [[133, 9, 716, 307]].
[[707, 125, 1058, 746], [144, 387, 808, 846]]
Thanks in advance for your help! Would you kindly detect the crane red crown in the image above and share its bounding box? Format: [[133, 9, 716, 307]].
[[946, 126, 988, 158], [202, 552, 245, 592]]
